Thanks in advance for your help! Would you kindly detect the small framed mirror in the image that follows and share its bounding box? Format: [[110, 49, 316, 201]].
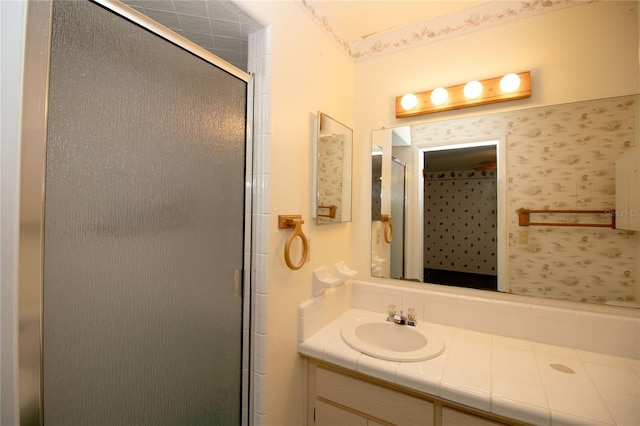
[[313, 112, 353, 224]]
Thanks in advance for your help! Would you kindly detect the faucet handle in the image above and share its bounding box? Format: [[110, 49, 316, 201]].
[[387, 304, 396, 317], [407, 308, 416, 320], [406, 308, 417, 326]]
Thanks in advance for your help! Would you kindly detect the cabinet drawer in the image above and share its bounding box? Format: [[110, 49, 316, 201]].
[[442, 407, 506, 426], [316, 366, 434, 426], [315, 400, 368, 426]]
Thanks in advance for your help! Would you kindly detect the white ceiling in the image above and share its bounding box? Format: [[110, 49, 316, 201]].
[[122, 0, 491, 71]]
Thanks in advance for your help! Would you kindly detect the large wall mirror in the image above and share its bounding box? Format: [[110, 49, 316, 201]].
[[314, 112, 353, 224], [371, 94, 639, 307]]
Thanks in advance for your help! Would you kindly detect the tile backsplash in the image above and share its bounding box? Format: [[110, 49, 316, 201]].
[[298, 280, 640, 359]]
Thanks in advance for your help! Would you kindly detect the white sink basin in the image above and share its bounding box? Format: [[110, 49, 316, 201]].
[[340, 318, 445, 362]]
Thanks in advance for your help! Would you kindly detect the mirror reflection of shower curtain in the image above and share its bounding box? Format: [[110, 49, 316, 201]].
[[390, 158, 406, 279], [40, 2, 247, 425]]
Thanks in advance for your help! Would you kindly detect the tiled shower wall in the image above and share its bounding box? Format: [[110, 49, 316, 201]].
[[412, 95, 638, 305], [424, 169, 497, 275], [248, 27, 270, 426]]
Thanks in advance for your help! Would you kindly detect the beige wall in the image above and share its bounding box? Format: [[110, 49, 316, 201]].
[[244, 1, 638, 423], [353, 1, 639, 281], [239, 2, 355, 424]]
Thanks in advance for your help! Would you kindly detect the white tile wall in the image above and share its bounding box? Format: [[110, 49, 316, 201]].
[[248, 26, 271, 424], [248, 41, 271, 426], [297, 281, 354, 342]]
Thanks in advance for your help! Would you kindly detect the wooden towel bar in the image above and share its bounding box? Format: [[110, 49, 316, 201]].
[[516, 208, 615, 228]]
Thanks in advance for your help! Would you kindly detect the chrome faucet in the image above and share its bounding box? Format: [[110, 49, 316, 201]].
[[386, 305, 417, 326]]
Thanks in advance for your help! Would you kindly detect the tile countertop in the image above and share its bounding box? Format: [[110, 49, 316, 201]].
[[299, 309, 640, 426]]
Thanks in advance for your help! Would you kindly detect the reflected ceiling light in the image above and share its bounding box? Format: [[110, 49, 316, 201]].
[[395, 71, 531, 118], [463, 80, 483, 99], [430, 87, 448, 105], [400, 93, 418, 110], [499, 73, 521, 93]]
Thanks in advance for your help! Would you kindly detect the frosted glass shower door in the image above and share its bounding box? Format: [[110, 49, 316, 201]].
[[390, 159, 406, 279], [42, 1, 247, 425]]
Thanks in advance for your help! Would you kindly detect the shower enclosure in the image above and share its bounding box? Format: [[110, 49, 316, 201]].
[[19, 1, 251, 424], [390, 158, 406, 279]]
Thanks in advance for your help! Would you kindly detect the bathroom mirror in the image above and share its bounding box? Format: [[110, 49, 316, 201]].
[[371, 94, 639, 307], [314, 112, 353, 224]]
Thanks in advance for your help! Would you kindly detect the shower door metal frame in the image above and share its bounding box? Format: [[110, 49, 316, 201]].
[[389, 156, 407, 279], [18, 1, 253, 424]]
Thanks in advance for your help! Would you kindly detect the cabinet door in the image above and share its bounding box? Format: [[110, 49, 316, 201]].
[[315, 400, 367, 426]]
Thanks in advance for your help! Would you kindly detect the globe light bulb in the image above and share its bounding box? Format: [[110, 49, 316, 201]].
[[463, 80, 483, 99], [500, 73, 521, 93], [400, 93, 418, 111], [430, 87, 448, 105]]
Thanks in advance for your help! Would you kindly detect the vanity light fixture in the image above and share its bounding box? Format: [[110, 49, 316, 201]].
[[396, 71, 531, 118], [499, 73, 522, 93], [430, 87, 449, 105], [400, 93, 418, 110], [463, 80, 483, 99]]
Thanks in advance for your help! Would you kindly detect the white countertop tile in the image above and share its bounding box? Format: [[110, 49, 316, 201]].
[[492, 368, 548, 408], [323, 334, 360, 370], [583, 362, 640, 397], [492, 396, 551, 426], [493, 334, 534, 351], [299, 308, 640, 426], [577, 350, 634, 368], [543, 378, 615, 425], [395, 360, 444, 396], [598, 390, 640, 426], [493, 345, 539, 375], [441, 358, 491, 394], [299, 325, 336, 360], [535, 352, 593, 386], [440, 381, 491, 412], [357, 354, 398, 383], [533, 342, 580, 359], [550, 410, 614, 426]]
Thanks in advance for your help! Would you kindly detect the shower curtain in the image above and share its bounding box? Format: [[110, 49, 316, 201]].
[[39, 1, 248, 424]]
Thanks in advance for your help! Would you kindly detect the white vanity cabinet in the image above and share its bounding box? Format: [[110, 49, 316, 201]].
[[615, 147, 640, 231], [307, 360, 523, 426]]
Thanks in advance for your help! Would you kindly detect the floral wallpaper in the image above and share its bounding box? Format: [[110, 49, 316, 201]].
[[412, 95, 638, 304], [350, 0, 583, 60], [317, 134, 344, 224]]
